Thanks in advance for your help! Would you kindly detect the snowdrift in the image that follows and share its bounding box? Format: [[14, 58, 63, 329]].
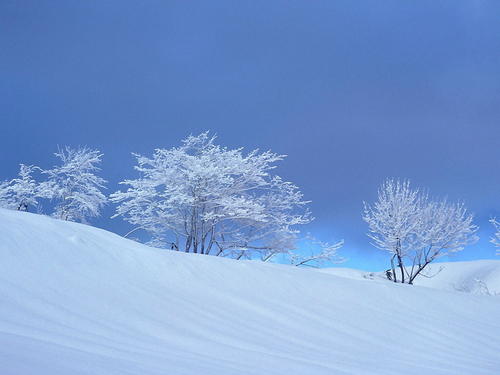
[[0, 209, 499, 375], [321, 260, 500, 296], [413, 260, 500, 294]]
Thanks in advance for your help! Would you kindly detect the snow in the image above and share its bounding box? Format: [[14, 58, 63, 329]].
[[1, 209, 499, 374], [321, 260, 500, 295], [412, 260, 500, 294]]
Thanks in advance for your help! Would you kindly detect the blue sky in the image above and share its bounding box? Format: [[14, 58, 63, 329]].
[[1, 1, 499, 270]]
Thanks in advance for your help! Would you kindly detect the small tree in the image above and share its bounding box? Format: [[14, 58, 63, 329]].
[[362, 179, 423, 283], [363, 179, 478, 284], [40, 146, 107, 222], [111, 132, 312, 260], [0, 180, 11, 209], [0, 164, 40, 212]]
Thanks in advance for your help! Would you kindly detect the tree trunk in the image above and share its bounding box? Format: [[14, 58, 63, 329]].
[[397, 254, 405, 284], [390, 254, 398, 283]]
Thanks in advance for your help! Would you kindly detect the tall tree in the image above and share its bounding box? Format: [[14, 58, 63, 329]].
[[111, 132, 312, 260], [40, 146, 107, 222]]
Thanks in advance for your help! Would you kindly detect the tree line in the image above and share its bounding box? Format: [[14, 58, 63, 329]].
[[0, 132, 498, 282]]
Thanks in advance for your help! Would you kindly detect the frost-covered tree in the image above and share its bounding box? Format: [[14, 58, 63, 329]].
[[111, 132, 312, 260], [0, 164, 40, 211], [363, 179, 478, 284], [40, 146, 107, 222], [491, 219, 500, 255], [0, 180, 11, 209], [363, 179, 423, 283]]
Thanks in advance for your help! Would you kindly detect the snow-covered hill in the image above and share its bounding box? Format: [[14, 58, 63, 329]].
[[1, 209, 499, 375]]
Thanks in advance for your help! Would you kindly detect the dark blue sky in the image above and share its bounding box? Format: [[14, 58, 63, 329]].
[[1, 1, 499, 269]]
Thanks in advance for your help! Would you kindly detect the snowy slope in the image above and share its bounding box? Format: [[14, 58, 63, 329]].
[[320, 260, 500, 295], [1, 209, 499, 375], [413, 260, 500, 295]]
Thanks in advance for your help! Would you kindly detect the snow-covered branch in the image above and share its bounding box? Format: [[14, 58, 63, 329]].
[[491, 219, 500, 255], [291, 236, 345, 267]]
